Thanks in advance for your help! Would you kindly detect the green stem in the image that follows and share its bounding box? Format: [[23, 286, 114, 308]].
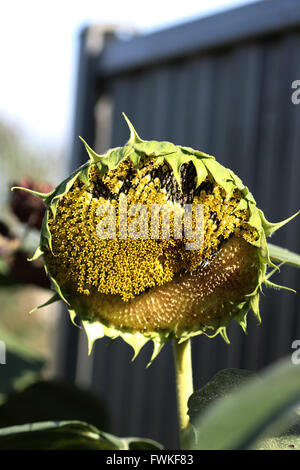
[[173, 339, 194, 449]]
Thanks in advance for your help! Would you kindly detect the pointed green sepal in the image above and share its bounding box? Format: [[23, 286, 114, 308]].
[[29, 293, 60, 314], [164, 153, 183, 188], [124, 333, 150, 362], [82, 321, 104, 355], [44, 263, 70, 306], [82, 319, 155, 361], [78, 165, 91, 186], [146, 335, 168, 367], [27, 246, 44, 262], [250, 294, 261, 324], [219, 327, 230, 344], [79, 136, 102, 163], [259, 209, 300, 237], [192, 159, 208, 188], [49, 171, 82, 219], [179, 145, 214, 160], [40, 210, 53, 253], [67, 306, 81, 328], [128, 151, 142, 169], [11, 186, 53, 203], [233, 198, 249, 213], [102, 146, 134, 172], [264, 279, 296, 294], [122, 112, 143, 144]]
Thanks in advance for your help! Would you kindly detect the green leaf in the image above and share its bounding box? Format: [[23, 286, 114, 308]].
[[189, 359, 300, 450], [0, 380, 108, 431], [268, 243, 300, 269], [124, 437, 164, 450], [0, 421, 116, 450], [188, 368, 255, 425], [0, 420, 163, 450]]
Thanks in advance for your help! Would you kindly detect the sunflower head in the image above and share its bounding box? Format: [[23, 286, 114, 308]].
[[16, 114, 298, 364]]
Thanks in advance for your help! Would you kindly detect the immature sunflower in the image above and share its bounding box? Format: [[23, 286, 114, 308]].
[[18, 115, 297, 363]]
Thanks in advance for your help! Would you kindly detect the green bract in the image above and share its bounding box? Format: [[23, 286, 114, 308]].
[[13, 114, 299, 365]]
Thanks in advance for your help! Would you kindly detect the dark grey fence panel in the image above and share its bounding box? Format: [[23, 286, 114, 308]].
[[97, 0, 300, 76], [62, 0, 300, 448]]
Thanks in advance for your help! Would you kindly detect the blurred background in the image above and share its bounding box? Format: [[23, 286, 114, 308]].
[[0, 0, 300, 449]]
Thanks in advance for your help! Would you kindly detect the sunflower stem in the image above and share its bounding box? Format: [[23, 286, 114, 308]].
[[173, 338, 194, 449]]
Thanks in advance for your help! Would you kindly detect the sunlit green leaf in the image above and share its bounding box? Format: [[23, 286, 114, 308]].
[[0, 420, 163, 450], [189, 359, 300, 450], [0, 380, 108, 431]]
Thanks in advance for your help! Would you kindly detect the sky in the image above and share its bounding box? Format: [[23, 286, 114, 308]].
[[0, 0, 260, 154]]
